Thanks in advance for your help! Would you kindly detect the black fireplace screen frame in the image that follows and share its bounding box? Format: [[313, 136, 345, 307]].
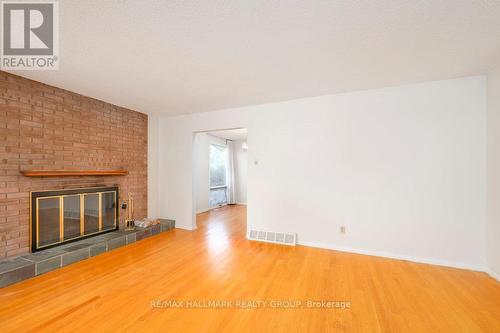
[[30, 186, 119, 252]]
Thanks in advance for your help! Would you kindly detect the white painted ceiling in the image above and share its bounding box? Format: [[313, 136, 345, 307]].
[[209, 128, 247, 141], [11, 1, 500, 116]]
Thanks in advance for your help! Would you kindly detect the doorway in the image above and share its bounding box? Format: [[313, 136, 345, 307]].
[[193, 128, 248, 223], [209, 143, 229, 208]]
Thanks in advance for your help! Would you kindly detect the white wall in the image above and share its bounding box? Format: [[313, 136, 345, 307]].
[[147, 114, 159, 218], [487, 67, 500, 280], [233, 140, 248, 204], [157, 76, 487, 270], [193, 133, 211, 213]]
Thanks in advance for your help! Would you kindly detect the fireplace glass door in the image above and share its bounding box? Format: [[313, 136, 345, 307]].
[[84, 193, 100, 235], [32, 187, 118, 252], [37, 197, 61, 248], [63, 195, 81, 241]]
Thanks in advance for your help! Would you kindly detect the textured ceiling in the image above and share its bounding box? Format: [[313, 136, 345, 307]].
[[10, 0, 500, 116]]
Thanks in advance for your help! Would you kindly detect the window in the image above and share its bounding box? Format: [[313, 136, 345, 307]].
[[209, 144, 228, 207]]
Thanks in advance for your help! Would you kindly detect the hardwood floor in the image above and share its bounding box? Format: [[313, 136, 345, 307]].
[[0, 204, 499, 332]]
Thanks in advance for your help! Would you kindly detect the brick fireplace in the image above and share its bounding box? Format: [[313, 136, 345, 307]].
[[0, 71, 148, 259]]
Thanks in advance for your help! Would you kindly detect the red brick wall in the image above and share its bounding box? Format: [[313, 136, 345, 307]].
[[0, 71, 148, 258]]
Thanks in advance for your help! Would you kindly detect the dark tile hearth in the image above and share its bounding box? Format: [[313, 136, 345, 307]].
[[90, 243, 107, 257], [0, 219, 175, 288], [0, 257, 35, 287], [62, 248, 90, 267], [136, 228, 152, 241], [37, 257, 61, 275], [107, 236, 126, 251]]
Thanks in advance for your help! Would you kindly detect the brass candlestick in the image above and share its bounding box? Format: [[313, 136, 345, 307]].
[[125, 194, 135, 230]]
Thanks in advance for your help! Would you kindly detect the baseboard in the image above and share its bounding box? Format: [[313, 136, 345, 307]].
[[196, 205, 229, 214], [298, 241, 487, 272], [236, 202, 247, 205], [486, 269, 500, 281], [175, 224, 196, 231]]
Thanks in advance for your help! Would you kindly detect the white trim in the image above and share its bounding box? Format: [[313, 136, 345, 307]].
[[297, 241, 487, 272], [196, 203, 230, 215], [486, 269, 500, 282], [175, 224, 196, 231], [211, 203, 228, 209], [236, 202, 247, 205]]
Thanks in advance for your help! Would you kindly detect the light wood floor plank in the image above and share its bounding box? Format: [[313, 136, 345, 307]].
[[0, 205, 499, 332]]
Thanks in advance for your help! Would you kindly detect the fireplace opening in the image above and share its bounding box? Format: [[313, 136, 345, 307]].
[[31, 187, 119, 252]]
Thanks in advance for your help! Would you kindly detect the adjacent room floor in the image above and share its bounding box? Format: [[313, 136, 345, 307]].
[[0, 205, 499, 332]]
